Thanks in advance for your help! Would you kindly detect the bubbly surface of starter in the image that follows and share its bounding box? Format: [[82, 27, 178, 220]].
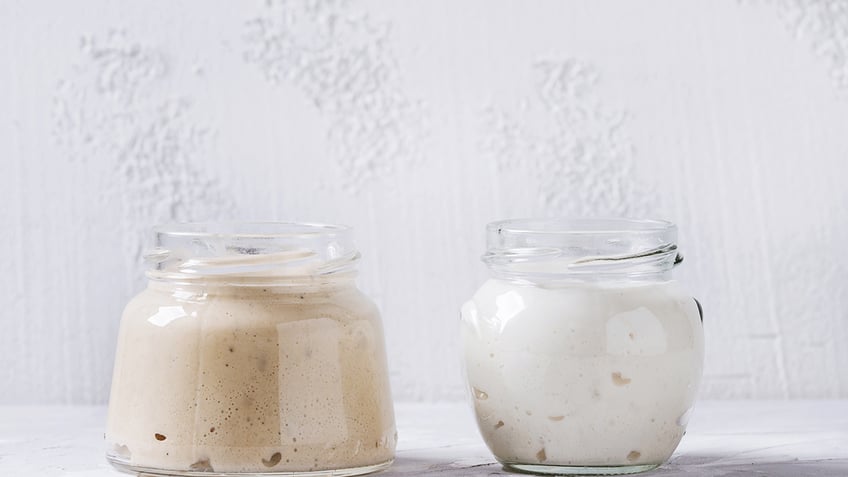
[[461, 279, 703, 468], [106, 281, 396, 474]]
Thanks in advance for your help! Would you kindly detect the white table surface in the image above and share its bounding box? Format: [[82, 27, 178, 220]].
[[1, 401, 847, 477]]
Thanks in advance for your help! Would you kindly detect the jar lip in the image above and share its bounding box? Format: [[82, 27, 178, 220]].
[[146, 222, 359, 284], [152, 222, 352, 240], [487, 217, 675, 236], [483, 217, 680, 281]]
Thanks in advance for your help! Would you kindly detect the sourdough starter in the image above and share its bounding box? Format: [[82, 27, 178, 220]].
[[461, 279, 703, 468], [106, 280, 396, 474]]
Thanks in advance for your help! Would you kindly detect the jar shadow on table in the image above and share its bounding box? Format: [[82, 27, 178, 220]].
[[388, 455, 505, 475], [653, 454, 848, 477], [387, 455, 848, 477]]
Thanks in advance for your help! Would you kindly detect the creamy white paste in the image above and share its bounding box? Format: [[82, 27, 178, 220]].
[[461, 278, 703, 468]]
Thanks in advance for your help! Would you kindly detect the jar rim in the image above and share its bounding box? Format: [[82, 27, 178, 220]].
[[146, 222, 359, 284], [152, 222, 352, 240], [487, 217, 675, 236], [483, 217, 680, 281]]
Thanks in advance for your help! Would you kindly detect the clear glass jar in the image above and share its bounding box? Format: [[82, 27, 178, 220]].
[[106, 223, 396, 477], [460, 218, 704, 475]]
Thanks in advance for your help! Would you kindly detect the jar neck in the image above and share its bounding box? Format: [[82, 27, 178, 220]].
[[488, 268, 675, 287], [483, 218, 682, 285], [147, 273, 359, 295]]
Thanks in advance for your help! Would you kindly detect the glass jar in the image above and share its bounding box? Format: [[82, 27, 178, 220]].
[[460, 218, 704, 475], [106, 223, 396, 476]]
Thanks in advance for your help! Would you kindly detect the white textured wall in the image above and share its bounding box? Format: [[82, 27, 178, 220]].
[[1, 0, 847, 404]]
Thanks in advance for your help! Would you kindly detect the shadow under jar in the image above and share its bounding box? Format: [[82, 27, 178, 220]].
[[460, 218, 704, 476], [106, 223, 396, 477]]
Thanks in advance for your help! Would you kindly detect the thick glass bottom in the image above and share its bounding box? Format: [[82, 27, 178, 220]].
[[107, 457, 394, 477], [503, 462, 660, 476]]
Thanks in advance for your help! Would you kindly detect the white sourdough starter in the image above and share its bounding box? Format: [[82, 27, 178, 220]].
[[106, 279, 396, 473], [461, 279, 703, 468]]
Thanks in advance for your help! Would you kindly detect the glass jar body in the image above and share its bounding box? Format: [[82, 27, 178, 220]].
[[106, 278, 396, 476], [461, 277, 703, 475]]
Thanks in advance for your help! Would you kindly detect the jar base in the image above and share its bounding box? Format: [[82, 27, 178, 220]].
[[502, 463, 660, 476], [107, 457, 394, 477]]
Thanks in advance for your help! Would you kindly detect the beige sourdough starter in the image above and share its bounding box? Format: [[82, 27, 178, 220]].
[[106, 224, 396, 475]]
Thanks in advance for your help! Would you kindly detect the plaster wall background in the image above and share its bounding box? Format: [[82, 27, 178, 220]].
[[1, 0, 846, 404]]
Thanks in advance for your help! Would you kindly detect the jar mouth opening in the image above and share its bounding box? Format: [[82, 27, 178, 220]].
[[152, 222, 352, 240], [487, 218, 675, 236], [483, 217, 680, 281], [146, 222, 359, 284]]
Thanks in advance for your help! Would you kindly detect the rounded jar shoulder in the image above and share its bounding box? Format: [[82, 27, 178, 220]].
[[462, 279, 701, 352], [119, 283, 382, 329]]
